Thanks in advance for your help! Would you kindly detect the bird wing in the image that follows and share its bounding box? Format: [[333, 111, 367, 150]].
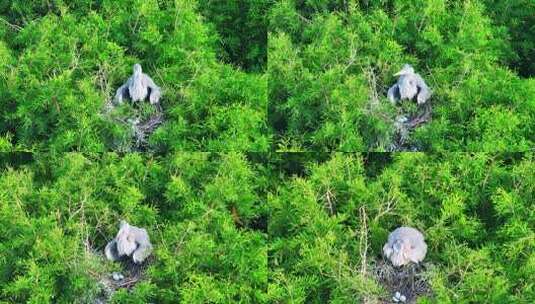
[[383, 242, 393, 258], [132, 242, 152, 264], [409, 240, 427, 263], [114, 82, 129, 105], [415, 75, 431, 104], [132, 227, 153, 263], [387, 84, 400, 104], [143, 74, 162, 104], [105, 239, 121, 261]]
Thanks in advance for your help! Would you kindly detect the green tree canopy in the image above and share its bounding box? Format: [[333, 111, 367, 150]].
[[0, 152, 268, 303], [269, 0, 535, 151], [0, 0, 270, 153]]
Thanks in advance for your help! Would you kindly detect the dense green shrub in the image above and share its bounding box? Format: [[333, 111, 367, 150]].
[[198, 0, 270, 72], [0, 0, 269, 152], [269, 0, 535, 151], [0, 153, 268, 303], [1, 1, 534, 303], [1, 152, 534, 302], [483, 0, 535, 77], [268, 152, 535, 303]]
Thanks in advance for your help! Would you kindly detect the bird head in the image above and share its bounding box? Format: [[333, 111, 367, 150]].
[[133, 63, 142, 75], [394, 64, 415, 77]]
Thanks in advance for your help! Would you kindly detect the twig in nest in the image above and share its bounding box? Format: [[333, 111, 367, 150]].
[[374, 260, 432, 303], [103, 97, 165, 151], [389, 102, 433, 151], [406, 102, 432, 129], [117, 277, 141, 288], [132, 111, 164, 148]]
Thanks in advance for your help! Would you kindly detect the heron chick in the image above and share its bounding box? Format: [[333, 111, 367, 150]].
[[114, 63, 162, 105], [105, 220, 153, 264], [387, 64, 431, 105], [383, 226, 427, 267]]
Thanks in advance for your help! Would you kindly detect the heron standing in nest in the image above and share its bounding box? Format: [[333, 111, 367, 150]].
[[114, 63, 162, 105], [387, 64, 432, 105], [108, 63, 164, 150]]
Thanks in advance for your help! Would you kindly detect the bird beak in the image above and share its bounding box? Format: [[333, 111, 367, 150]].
[[394, 71, 404, 77]]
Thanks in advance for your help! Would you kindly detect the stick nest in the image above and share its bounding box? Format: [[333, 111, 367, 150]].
[[373, 260, 433, 303], [103, 100, 164, 151], [388, 102, 432, 151]]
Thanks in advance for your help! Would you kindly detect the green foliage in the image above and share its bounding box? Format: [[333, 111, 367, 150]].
[[1, 1, 534, 303], [0, 0, 269, 152], [269, 152, 535, 303], [483, 0, 535, 77], [269, 0, 535, 151], [198, 0, 270, 72], [1, 152, 534, 302], [0, 153, 268, 303]]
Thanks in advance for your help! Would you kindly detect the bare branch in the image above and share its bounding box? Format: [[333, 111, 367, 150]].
[[0, 17, 23, 31]]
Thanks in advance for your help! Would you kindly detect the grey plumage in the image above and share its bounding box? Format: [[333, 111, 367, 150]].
[[114, 64, 161, 105], [105, 220, 153, 264], [387, 64, 431, 105], [383, 226, 427, 267]]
